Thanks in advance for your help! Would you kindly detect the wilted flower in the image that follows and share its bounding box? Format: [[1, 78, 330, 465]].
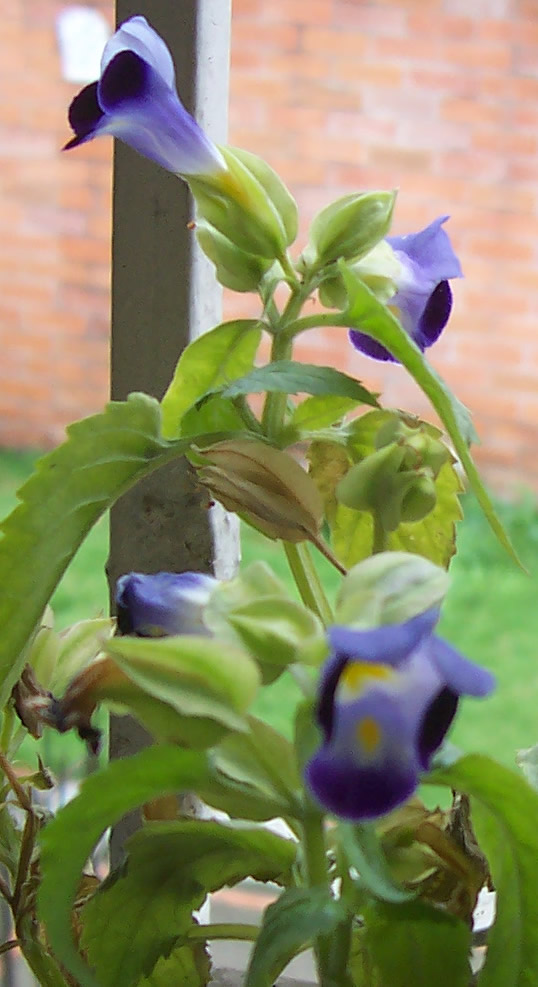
[[116, 571, 217, 637], [64, 15, 225, 177], [305, 610, 494, 820], [349, 216, 463, 362]]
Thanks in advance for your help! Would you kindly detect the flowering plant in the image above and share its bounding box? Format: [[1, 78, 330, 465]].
[[0, 16, 537, 987]]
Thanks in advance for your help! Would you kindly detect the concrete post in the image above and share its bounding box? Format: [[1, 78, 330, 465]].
[[108, 0, 235, 861]]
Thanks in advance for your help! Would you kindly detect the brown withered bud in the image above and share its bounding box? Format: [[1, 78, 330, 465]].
[[12, 664, 55, 739], [195, 438, 324, 543]]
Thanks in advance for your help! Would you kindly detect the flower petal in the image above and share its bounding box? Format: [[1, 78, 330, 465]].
[[430, 638, 496, 697], [328, 609, 439, 669], [64, 82, 104, 149], [115, 571, 217, 637], [387, 216, 463, 283], [415, 279, 452, 349], [306, 694, 419, 819], [348, 329, 395, 363], [100, 15, 176, 90], [417, 686, 459, 767], [94, 51, 225, 175]]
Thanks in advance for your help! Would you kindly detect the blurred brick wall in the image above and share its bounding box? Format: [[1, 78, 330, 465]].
[[1, 0, 538, 493]]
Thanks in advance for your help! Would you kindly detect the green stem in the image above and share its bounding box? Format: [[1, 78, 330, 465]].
[[372, 512, 389, 554], [284, 311, 348, 338], [261, 331, 293, 439], [187, 922, 259, 942], [231, 396, 263, 434], [16, 920, 69, 987], [0, 704, 14, 755], [284, 542, 333, 626], [301, 812, 333, 984]]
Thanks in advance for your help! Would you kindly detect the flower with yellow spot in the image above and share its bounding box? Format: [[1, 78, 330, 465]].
[[305, 610, 494, 820]]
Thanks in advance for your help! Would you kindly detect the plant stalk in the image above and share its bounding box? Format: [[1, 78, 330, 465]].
[[301, 811, 333, 985]]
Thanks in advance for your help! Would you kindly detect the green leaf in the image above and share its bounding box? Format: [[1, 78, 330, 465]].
[[245, 887, 346, 987], [180, 394, 247, 439], [340, 269, 520, 566], [338, 822, 414, 904], [213, 715, 302, 817], [106, 633, 260, 735], [427, 754, 538, 987], [137, 942, 212, 987], [219, 361, 378, 407], [81, 820, 296, 987], [363, 899, 472, 987], [160, 320, 262, 439], [38, 745, 212, 987], [0, 394, 186, 704], [291, 394, 360, 431]]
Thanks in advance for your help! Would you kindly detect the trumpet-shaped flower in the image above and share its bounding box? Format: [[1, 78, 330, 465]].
[[349, 216, 463, 362], [116, 571, 217, 637], [64, 16, 225, 177], [305, 610, 494, 820]]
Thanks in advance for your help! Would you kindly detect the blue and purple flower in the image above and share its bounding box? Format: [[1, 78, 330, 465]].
[[115, 570, 217, 637], [349, 216, 463, 362], [64, 15, 225, 177], [305, 610, 494, 820]]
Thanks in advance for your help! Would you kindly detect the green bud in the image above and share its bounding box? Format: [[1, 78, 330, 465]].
[[318, 274, 348, 309], [196, 222, 273, 292], [229, 146, 298, 246], [400, 469, 437, 522], [336, 551, 450, 627], [336, 442, 407, 531], [376, 416, 451, 479], [306, 189, 397, 268], [188, 146, 296, 259]]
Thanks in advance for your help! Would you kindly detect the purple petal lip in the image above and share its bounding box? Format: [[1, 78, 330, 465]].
[[306, 612, 494, 820], [115, 571, 217, 637], [64, 16, 225, 176], [349, 216, 463, 362]]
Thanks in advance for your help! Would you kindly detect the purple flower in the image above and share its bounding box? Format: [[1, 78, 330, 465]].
[[64, 16, 225, 176], [305, 610, 494, 820], [115, 571, 217, 637], [349, 216, 463, 362]]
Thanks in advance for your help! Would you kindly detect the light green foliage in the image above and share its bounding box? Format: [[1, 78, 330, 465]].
[[213, 715, 302, 819], [38, 746, 213, 987], [106, 634, 260, 740], [340, 268, 519, 565], [308, 417, 463, 569], [137, 942, 212, 987], [81, 820, 297, 987], [160, 319, 262, 438], [0, 393, 185, 704], [245, 887, 347, 987], [428, 755, 538, 987], [361, 899, 472, 987], [516, 744, 538, 791], [338, 823, 414, 904]]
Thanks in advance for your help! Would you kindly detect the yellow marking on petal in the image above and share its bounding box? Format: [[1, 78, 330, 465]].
[[340, 661, 393, 697], [356, 717, 382, 753]]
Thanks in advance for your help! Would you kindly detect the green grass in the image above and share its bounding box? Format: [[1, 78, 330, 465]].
[[1, 449, 537, 772]]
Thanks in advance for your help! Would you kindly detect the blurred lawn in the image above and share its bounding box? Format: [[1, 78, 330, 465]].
[[1, 449, 537, 772]]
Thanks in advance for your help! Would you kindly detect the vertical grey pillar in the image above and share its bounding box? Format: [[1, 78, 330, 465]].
[[108, 0, 235, 859]]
